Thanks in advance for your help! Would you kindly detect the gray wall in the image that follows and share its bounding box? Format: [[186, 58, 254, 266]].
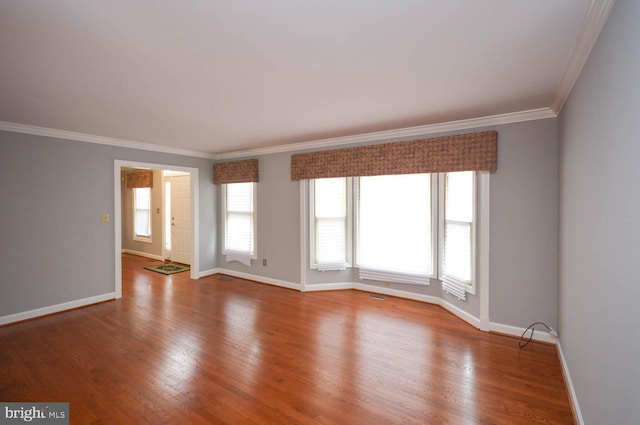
[[217, 118, 559, 329], [558, 0, 640, 423], [489, 118, 559, 328], [0, 130, 216, 317]]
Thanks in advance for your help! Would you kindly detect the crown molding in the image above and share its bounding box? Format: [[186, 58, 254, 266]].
[[0, 107, 556, 161], [0, 121, 216, 159], [214, 107, 557, 159], [551, 0, 616, 114]]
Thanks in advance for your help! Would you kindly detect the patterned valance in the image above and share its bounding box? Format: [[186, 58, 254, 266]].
[[126, 170, 153, 188], [214, 159, 259, 185], [291, 131, 497, 180]]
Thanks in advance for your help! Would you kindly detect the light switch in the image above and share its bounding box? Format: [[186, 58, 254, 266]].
[[101, 213, 110, 223]]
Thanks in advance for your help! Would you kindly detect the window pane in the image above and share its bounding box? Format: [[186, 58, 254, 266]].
[[134, 187, 151, 237], [313, 178, 348, 266], [315, 178, 346, 218], [443, 171, 474, 285], [225, 183, 255, 255], [227, 182, 253, 213], [135, 210, 150, 237], [358, 174, 431, 275], [445, 171, 473, 222], [443, 221, 472, 282], [316, 218, 346, 264], [226, 212, 253, 252]]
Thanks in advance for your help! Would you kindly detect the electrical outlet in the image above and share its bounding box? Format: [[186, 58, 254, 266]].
[[384, 281, 391, 287], [101, 213, 110, 223], [262, 259, 267, 266]]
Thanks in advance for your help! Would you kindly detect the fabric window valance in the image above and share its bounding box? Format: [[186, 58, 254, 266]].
[[290, 131, 497, 180]]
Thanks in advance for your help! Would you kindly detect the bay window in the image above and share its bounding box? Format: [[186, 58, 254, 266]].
[[311, 172, 478, 294]]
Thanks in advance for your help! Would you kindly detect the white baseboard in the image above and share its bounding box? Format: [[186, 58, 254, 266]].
[[197, 268, 219, 279], [0, 292, 115, 326], [440, 299, 481, 329], [557, 342, 584, 425], [489, 321, 558, 344], [122, 249, 164, 261], [208, 268, 301, 291], [354, 282, 441, 304], [304, 282, 355, 292]]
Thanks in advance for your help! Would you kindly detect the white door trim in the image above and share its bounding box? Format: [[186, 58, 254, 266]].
[[114, 160, 199, 298]]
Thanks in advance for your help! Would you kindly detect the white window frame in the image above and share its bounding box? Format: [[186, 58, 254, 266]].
[[308, 171, 485, 297], [438, 171, 477, 295], [222, 182, 257, 260], [354, 174, 438, 285], [133, 187, 152, 243], [309, 177, 353, 271]]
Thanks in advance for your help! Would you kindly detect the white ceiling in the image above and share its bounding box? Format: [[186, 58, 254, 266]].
[[0, 1, 611, 156]]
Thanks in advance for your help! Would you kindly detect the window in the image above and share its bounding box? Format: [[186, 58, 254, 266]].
[[440, 171, 475, 295], [311, 172, 478, 293], [133, 187, 152, 241], [222, 182, 256, 260], [310, 177, 351, 270], [357, 174, 434, 284]]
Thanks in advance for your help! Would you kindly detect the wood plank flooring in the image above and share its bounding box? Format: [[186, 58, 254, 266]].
[[0, 254, 574, 424]]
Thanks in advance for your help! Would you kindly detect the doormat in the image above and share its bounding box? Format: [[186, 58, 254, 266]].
[[144, 263, 190, 275]]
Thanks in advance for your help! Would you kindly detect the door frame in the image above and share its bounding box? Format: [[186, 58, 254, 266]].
[[114, 160, 199, 298]]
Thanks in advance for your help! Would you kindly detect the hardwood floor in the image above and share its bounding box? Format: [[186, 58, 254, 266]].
[[0, 254, 574, 424]]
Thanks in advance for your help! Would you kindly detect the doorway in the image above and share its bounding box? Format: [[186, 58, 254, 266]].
[[114, 160, 199, 298]]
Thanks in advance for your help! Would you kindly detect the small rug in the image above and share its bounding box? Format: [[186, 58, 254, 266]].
[[145, 263, 190, 275]]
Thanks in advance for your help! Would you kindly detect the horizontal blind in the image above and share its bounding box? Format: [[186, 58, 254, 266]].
[[441, 171, 474, 300], [134, 188, 151, 237], [314, 178, 348, 270], [225, 182, 254, 255]]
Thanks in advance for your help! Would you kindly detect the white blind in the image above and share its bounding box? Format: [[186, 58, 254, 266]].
[[313, 178, 348, 270], [441, 171, 474, 299], [357, 174, 432, 282], [134, 187, 151, 237], [225, 182, 255, 256]]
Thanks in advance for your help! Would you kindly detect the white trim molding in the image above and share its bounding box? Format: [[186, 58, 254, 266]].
[[0, 121, 215, 159], [216, 108, 556, 159], [304, 282, 355, 292], [121, 249, 164, 261], [1, 108, 557, 161], [200, 268, 301, 291], [114, 160, 200, 300], [440, 299, 482, 329], [0, 293, 115, 326], [552, 0, 616, 113], [490, 322, 558, 344], [557, 342, 585, 425]]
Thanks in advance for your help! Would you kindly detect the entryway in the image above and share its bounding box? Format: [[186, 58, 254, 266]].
[[114, 160, 199, 298]]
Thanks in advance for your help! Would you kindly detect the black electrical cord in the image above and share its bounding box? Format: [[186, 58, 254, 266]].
[[519, 321, 554, 349]]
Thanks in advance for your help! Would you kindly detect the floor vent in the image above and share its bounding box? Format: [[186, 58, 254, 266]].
[[368, 294, 387, 300], [216, 275, 233, 281]]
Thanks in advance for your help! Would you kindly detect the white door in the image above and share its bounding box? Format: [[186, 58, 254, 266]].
[[169, 174, 192, 265]]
